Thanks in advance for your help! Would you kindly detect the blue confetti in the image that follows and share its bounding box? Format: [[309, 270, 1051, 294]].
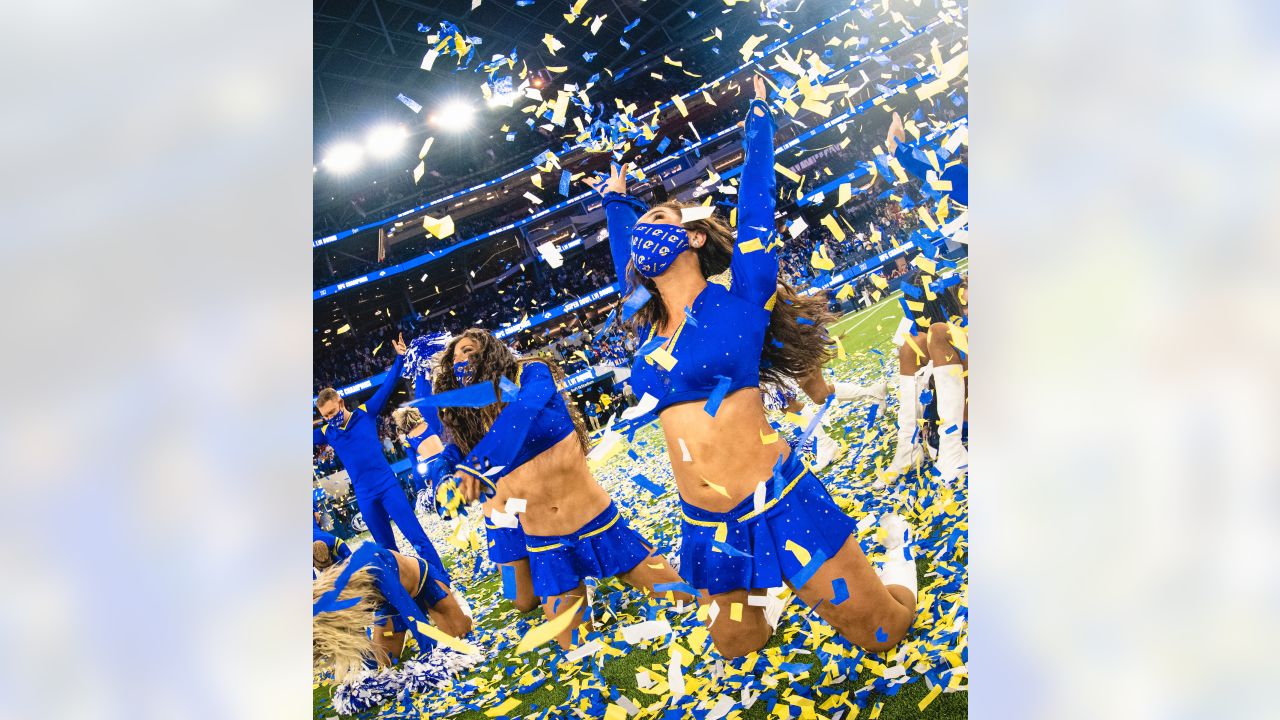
[[630, 473, 665, 496], [789, 549, 829, 590], [652, 581, 699, 597], [703, 375, 731, 417], [711, 540, 752, 557], [558, 170, 571, 197], [831, 577, 849, 605]]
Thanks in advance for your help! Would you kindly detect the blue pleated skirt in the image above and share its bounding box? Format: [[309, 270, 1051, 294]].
[[485, 518, 529, 564], [524, 502, 653, 598], [679, 451, 859, 596]]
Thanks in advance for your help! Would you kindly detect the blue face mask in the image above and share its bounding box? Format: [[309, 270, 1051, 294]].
[[631, 223, 690, 278], [326, 410, 344, 429], [453, 359, 474, 384]]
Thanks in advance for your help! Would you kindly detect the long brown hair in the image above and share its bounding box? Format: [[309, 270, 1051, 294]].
[[623, 200, 835, 388], [432, 328, 590, 456]]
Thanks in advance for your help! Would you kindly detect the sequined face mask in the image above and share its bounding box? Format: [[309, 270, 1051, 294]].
[[630, 223, 690, 278]]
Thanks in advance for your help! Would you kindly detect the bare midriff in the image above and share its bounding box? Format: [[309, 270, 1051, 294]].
[[490, 432, 611, 537], [658, 387, 790, 513]]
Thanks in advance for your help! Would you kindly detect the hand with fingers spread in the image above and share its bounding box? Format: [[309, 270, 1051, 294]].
[[391, 333, 408, 356], [585, 162, 630, 195]]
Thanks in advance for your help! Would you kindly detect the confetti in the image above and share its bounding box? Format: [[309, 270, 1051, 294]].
[[515, 596, 583, 653]]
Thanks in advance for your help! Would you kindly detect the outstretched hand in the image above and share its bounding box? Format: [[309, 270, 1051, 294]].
[[585, 162, 629, 195], [392, 333, 407, 356], [753, 74, 768, 103], [886, 112, 906, 153]]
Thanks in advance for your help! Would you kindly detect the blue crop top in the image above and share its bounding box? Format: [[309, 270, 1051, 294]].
[[453, 360, 576, 496], [602, 98, 779, 414]]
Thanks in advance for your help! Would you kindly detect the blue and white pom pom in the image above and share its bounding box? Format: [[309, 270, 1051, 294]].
[[330, 646, 485, 715], [401, 332, 452, 381]]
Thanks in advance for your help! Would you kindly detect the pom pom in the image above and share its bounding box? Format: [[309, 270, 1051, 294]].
[[402, 332, 452, 381]]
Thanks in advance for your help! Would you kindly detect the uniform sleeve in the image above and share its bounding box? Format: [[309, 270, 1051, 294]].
[[453, 362, 560, 496], [313, 426, 328, 447], [602, 191, 649, 291], [730, 98, 780, 308], [365, 353, 407, 417]]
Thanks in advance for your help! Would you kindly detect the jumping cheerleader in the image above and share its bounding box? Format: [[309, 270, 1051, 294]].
[[314, 335, 453, 590], [880, 114, 969, 484], [432, 328, 692, 648], [591, 76, 917, 657]]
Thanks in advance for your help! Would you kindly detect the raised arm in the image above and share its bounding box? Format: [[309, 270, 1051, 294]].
[[364, 334, 408, 417], [730, 76, 780, 307], [589, 164, 648, 291], [453, 361, 560, 497]]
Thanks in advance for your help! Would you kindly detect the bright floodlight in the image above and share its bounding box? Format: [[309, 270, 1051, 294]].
[[433, 100, 476, 130], [322, 142, 364, 173], [366, 125, 407, 158]]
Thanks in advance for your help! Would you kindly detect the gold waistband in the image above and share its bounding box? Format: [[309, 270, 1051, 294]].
[[681, 460, 811, 530], [525, 510, 620, 553]]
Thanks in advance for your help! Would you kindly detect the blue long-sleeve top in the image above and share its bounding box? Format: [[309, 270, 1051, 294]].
[[894, 141, 968, 207], [603, 98, 779, 414], [452, 360, 576, 497], [313, 354, 406, 497]]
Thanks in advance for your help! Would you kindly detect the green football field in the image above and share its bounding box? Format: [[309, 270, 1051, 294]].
[[315, 275, 968, 719]]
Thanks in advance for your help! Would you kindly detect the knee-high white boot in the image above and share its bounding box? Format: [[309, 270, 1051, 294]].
[[932, 364, 968, 483], [882, 368, 928, 480], [833, 378, 889, 404], [876, 513, 918, 599], [802, 405, 844, 471]]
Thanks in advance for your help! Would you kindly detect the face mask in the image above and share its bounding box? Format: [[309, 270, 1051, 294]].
[[453, 359, 474, 384], [630, 223, 690, 278], [326, 410, 344, 429]]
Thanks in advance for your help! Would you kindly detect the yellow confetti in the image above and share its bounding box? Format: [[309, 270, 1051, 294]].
[[760, 430, 779, 444], [422, 214, 455, 239], [729, 602, 743, 622], [672, 94, 688, 117], [418, 136, 434, 159], [335, 324, 351, 335], [414, 620, 483, 656], [515, 596, 584, 654], [918, 685, 943, 711], [820, 214, 846, 241], [485, 698, 522, 717], [646, 347, 677, 371], [784, 539, 812, 566], [739, 33, 768, 61], [542, 33, 564, 55], [412, 161, 425, 184], [737, 238, 764, 253], [838, 183, 851, 206], [701, 477, 730, 497], [774, 163, 802, 183]]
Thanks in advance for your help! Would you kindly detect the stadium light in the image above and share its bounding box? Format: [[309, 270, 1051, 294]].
[[366, 124, 407, 158], [431, 100, 476, 130], [322, 142, 364, 173]]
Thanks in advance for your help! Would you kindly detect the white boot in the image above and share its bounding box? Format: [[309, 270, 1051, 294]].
[[801, 406, 844, 471], [833, 378, 889, 404], [876, 513, 918, 598], [883, 369, 928, 479], [932, 364, 969, 483]]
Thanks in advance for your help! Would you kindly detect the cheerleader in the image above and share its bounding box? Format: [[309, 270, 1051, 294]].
[[314, 543, 473, 683], [591, 76, 917, 657], [432, 328, 692, 648], [314, 335, 454, 592], [880, 113, 969, 484]]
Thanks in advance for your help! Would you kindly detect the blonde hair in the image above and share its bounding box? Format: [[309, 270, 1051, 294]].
[[313, 563, 388, 682], [390, 407, 425, 436]]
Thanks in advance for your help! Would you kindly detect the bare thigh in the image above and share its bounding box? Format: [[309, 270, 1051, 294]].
[[426, 579, 474, 638], [619, 552, 697, 604], [702, 588, 773, 659], [899, 333, 928, 374], [787, 534, 915, 653], [500, 558, 539, 613]]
